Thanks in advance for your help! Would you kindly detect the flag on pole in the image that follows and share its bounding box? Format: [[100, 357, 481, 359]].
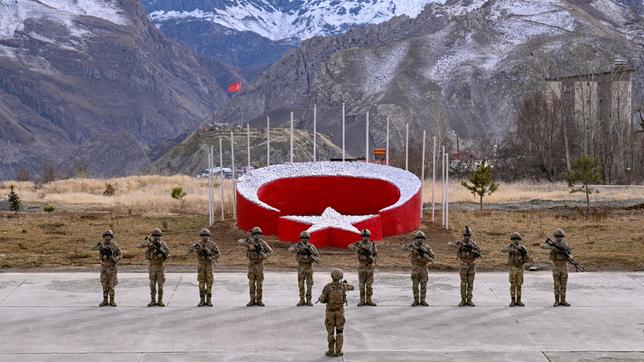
[[227, 81, 242, 93]]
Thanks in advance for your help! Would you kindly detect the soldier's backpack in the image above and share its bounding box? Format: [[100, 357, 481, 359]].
[[328, 283, 345, 306]]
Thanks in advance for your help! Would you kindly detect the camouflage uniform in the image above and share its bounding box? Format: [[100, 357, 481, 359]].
[[318, 269, 355, 358], [502, 232, 529, 307], [401, 231, 434, 307], [449, 226, 481, 306], [139, 228, 170, 307], [239, 227, 273, 306], [348, 229, 378, 306], [92, 230, 121, 307], [188, 228, 220, 307], [288, 231, 320, 306], [541, 229, 572, 306]]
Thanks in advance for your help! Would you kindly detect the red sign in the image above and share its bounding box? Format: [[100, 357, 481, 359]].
[[227, 81, 242, 93]]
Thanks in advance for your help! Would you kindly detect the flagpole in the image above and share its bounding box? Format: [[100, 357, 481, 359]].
[[290, 111, 294, 163], [208, 146, 213, 226], [442, 146, 446, 228], [420, 130, 425, 220], [431, 136, 436, 222], [365, 111, 369, 163], [342, 102, 346, 161], [446, 152, 449, 230], [313, 104, 317, 162], [405, 123, 409, 171], [219, 138, 225, 221], [266, 115, 270, 166], [230, 130, 236, 219], [386, 116, 390, 166], [246, 123, 251, 168]]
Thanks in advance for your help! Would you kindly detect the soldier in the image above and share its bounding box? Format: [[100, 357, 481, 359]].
[[138, 228, 170, 307], [318, 268, 355, 358], [91, 230, 121, 307], [188, 228, 220, 307], [347, 229, 378, 306], [541, 228, 580, 307], [238, 227, 273, 306], [502, 232, 529, 307], [288, 231, 320, 306], [401, 231, 435, 307], [448, 226, 481, 306]]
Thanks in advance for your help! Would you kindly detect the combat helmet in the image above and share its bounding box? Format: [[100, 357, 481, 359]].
[[360, 229, 371, 237], [251, 226, 263, 235], [331, 268, 344, 281], [103, 230, 114, 238], [151, 228, 163, 237], [300, 231, 310, 240], [414, 231, 426, 239], [553, 228, 565, 238], [463, 226, 472, 237], [510, 232, 522, 241], [199, 228, 210, 237]]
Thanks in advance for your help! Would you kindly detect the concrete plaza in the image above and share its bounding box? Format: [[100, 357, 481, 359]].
[[1, 271, 644, 361]]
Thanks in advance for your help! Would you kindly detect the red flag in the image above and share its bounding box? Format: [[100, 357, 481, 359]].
[[227, 81, 242, 93]]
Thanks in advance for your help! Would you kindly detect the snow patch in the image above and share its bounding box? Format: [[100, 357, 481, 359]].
[[236, 161, 421, 212]]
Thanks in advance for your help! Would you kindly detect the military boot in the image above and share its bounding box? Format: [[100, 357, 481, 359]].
[[148, 295, 157, 307], [515, 290, 525, 307], [297, 296, 306, 307], [99, 291, 109, 307], [357, 288, 366, 306], [256, 288, 265, 306], [458, 298, 467, 306], [306, 293, 313, 306], [510, 296, 516, 307], [109, 292, 117, 307], [334, 334, 344, 357], [411, 290, 419, 306], [553, 292, 560, 307], [365, 295, 377, 306], [419, 291, 429, 307], [157, 290, 165, 307], [206, 293, 213, 307], [326, 335, 335, 357], [198, 292, 206, 307], [466, 298, 475, 307], [559, 291, 570, 306]]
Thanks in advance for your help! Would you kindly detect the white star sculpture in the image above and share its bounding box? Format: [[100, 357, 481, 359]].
[[282, 207, 376, 234]]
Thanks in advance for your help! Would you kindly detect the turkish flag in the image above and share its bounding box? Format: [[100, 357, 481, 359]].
[[227, 81, 242, 93]]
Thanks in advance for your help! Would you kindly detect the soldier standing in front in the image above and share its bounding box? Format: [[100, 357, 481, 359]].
[[401, 231, 434, 306], [288, 231, 320, 306], [188, 228, 220, 307], [502, 232, 529, 307], [541, 228, 584, 306], [92, 230, 121, 307], [348, 229, 378, 306], [139, 228, 170, 307], [238, 227, 273, 306], [448, 226, 481, 306], [318, 268, 355, 357]]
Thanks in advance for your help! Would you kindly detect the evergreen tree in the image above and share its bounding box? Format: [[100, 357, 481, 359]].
[[7, 185, 22, 215], [564, 155, 602, 214], [461, 161, 499, 210]]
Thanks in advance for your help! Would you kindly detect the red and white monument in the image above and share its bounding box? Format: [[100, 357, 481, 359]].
[[236, 162, 422, 248]]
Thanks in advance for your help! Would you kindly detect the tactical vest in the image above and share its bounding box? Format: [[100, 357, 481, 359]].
[[195, 241, 215, 262], [550, 248, 568, 263], [327, 282, 346, 310], [247, 240, 266, 262], [100, 243, 118, 264], [457, 242, 479, 261], [507, 246, 527, 267], [356, 242, 375, 263], [146, 241, 168, 262], [296, 244, 315, 264]]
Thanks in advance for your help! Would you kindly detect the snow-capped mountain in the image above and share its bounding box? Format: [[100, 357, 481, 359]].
[[144, 0, 444, 41], [0, 0, 231, 180]]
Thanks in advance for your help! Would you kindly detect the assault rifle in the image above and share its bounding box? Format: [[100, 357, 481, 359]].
[[545, 238, 585, 272], [194, 243, 216, 262], [301, 243, 320, 265], [98, 244, 117, 263], [152, 238, 169, 259], [249, 238, 267, 259], [415, 245, 435, 262], [357, 243, 376, 264], [461, 240, 482, 258]]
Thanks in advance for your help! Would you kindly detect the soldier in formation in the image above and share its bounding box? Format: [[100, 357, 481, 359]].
[[401, 231, 435, 306], [139, 228, 170, 307], [348, 229, 378, 306], [318, 268, 354, 358], [188, 228, 220, 307], [288, 231, 320, 306], [502, 232, 530, 307], [238, 227, 273, 306], [541, 228, 583, 307], [92, 230, 121, 307], [448, 226, 482, 306]]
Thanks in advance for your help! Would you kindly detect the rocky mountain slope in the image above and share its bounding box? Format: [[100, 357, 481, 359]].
[[142, 0, 442, 79], [0, 0, 230, 180], [211, 0, 643, 156]]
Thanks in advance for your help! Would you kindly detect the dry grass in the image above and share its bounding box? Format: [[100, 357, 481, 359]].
[[0, 176, 235, 214], [0, 207, 642, 271], [422, 180, 644, 204]]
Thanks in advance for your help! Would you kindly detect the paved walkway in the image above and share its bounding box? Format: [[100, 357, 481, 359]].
[[1, 271, 644, 361]]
